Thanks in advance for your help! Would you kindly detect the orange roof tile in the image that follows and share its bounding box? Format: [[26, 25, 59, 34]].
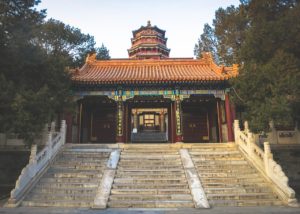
[[71, 53, 238, 85]]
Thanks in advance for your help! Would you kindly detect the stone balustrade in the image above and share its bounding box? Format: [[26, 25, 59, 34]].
[[5, 120, 67, 207], [234, 120, 298, 207]]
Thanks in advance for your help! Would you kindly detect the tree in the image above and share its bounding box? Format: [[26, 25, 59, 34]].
[[0, 0, 108, 144], [194, 24, 220, 63], [36, 19, 96, 67], [96, 43, 111, 60], [232, 0, 300, 131], [195, 0, 300, 132], [194, 5, 248, 65]]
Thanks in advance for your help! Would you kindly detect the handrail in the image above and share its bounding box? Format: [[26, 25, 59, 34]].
[[234, 120, 298, 207], [5, 120, 66, 207]]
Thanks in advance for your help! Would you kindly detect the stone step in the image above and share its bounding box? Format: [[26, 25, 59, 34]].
[[115, 174, 186, 179], [198, 172, 262, 178], [36, 182, 98, 188], [26, 193, 94, 201], [118, 163, 182, 167], [111, 188, 191, 195], [205, 187, 273, 194], [30, 187, 96, 194], [22, 200, 93, 207], [46, 172, 103, 178], [61, 151, 110, 156], [203, 183, 270, 189], [112, 183, 189, 189], [55, 159, 107, 164], [116, 170, 184, 174], [200, 177, 265, 183], [39, 177, 100, 183], [109, 194, 193, 201], [107, 200, 194, 208], [190, 150, 241, 155], [48, 168, 105, 173], [118, 160, 182, 165], [119, 169, 184, 173], [193, 168, 257, 173], [122, 150, 178, 154], [207, 193, 278, 200], [117, 166, 183, 170], [120, 155, 180, 159], [193, 160, 248, 165], [58, 157, 109, 161], [208, 199, 283, 207], [51, 164, 106, 170], [113, 178, 187, 184]]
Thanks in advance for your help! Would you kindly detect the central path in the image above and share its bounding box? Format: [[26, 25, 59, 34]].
[[108, 145, 195, 208]]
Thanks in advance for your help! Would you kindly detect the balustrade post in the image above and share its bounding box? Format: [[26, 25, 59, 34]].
[[60, 120, 66, 145], [50, 121, 56, 133], [263, 142, 272, 178], [269, 121, 278, 144], [29, 144, 37, 176], [244, 121, 249, 133], [46, 133, 52, 161], [234, 120, 240, 143]]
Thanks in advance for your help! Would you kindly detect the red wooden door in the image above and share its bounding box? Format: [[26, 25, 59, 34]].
[[91, 112, 116, 143], [183, 113, 209, 142]]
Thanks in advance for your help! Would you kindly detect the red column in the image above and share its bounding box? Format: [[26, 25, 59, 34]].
[[64, 112, 73, 144], [116, 98, 125, 143], [175, 96, 183, 143], [217, 99, 223, 143], [225, 94, 234, 142], [77, 102, 83, 144]]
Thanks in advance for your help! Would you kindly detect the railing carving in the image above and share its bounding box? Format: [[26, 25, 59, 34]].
[[5, 120, 67, 207], [234, 120, 297, 206]]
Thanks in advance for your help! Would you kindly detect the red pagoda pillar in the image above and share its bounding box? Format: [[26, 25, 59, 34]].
[[174, 95, 183, 143], [225, 94, 234, 142], [217, 99, 223, 143], [116, 96, 125, 143]]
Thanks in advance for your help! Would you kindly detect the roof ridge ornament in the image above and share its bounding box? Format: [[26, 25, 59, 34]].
[[85, 52, 97, 63], [201, 52, 213, 64], [147, 20, 151, 27]]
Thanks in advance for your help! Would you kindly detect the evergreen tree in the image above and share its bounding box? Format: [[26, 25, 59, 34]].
[[96, 43, 111, 60], [0, 0, 109, 144], [195, 0, 300, 132]]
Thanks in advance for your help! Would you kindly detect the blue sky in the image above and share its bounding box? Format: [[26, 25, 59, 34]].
[[37, 0, 240, 58]]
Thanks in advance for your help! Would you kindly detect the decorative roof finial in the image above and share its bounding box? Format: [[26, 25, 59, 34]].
[[147, 20, 151, 27]]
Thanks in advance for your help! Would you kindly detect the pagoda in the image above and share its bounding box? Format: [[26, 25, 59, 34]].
[[128, 21, 170, 59]]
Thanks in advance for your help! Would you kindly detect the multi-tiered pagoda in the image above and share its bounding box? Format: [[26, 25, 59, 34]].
[[128, 21, 170, 59]]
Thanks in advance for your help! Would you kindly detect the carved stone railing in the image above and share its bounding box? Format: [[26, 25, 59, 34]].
[[5, 120, 67, 207], [234, 120, 298, 207]]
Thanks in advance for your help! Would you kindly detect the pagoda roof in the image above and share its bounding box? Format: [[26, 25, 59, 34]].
[[71, 52, 238, 85], [132, 21, 166, 37]]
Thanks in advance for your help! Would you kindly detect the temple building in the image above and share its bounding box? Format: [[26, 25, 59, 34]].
[[67, 21, 238, 144]]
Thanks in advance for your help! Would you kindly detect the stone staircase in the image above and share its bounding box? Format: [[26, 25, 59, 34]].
[[108, 145, 194, 208], [189, 143, 283, 206], [131, 132, 167, 142], [16, 143, 288, 208], [22, 147, 110, 207], [272, 145, 300, 201]]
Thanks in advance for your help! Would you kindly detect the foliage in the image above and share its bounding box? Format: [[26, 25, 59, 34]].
[[96, 43, 111, 60], [195, 0, 300, 132], [0, 0, 110, 144], [36, 19, 96, 67]]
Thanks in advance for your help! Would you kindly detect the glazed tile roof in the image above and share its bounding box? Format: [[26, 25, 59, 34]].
[[71, 53, 238, 85]]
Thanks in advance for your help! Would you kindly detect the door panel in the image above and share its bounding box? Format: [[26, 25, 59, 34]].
[[183, 113, 209, 142], [91, 112, 116, 143]]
